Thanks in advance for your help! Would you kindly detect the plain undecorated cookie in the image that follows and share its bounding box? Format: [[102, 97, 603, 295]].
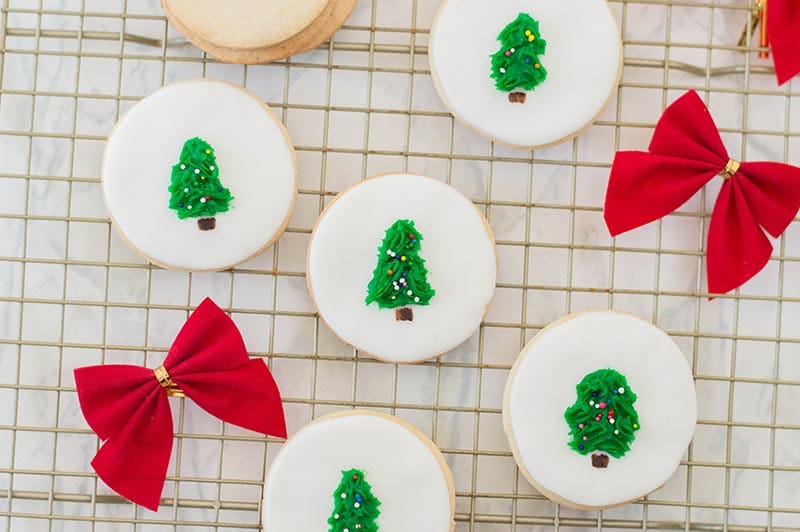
[[163, 0, 357, 64], [503, 311, 697, 509], [429, 0, 622, 148], [103, 79, 297, 272], [262, 410, 455, 532], [306, 173, 497, 363]]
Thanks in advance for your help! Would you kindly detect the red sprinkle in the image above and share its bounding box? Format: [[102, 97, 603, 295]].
[[598, 402, 607, 409]]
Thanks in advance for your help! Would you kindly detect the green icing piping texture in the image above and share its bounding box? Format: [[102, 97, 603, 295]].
[[564, 368, 641, 459], [328, 468, 381, 532], [168, 137, 233, 220], [490, 12, 548, 93], [365, 219, 436, 309]]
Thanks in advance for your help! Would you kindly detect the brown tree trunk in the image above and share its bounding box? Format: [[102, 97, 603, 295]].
[[591, 453, 609, 469], [395, 308, 413, 322], [197, 217, 216, 231], [508, 92, 526, 104]]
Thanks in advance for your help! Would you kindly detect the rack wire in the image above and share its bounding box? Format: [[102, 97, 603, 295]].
[[2, 0, 800, 530]]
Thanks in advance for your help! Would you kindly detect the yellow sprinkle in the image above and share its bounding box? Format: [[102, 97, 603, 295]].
[[528, 35, 535, 42], [401, 256, 406, 261], [534, 63, 541, 69], [205, 149, 211, 154], [525, 30, 531, 36]]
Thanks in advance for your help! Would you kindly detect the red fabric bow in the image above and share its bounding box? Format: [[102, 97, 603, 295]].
[[767, 0, 800, 85], [74, 298, 287, 511], [604, 90, 800, 295]]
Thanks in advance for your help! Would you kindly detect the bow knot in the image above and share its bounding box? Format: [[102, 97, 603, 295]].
[[720, 158, 740, 180], [604, 90, 800, 295], [153, 365, 184, 397], [74, 298, 287, 511]]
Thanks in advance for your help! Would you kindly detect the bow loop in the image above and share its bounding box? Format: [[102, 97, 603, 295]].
[[604, 90, 800, 295], [649, 91, 729, 166], [74, 298, 287, 511], [767, 0, 800, 85]]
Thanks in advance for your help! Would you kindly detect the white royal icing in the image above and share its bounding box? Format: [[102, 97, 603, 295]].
[[307, 173, 497, 363], [103, 79, 296, 271], [504, 311, 697, 509], [429, 0, 622, 148], [262, 411, 455, 532]]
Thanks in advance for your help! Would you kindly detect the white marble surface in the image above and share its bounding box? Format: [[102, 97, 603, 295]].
[[1, 0, 800, 530]]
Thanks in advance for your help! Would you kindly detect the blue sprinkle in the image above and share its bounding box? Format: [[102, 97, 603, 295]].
[[612, 389, 618, 394], [578, 444, 585, 450], [592, 391, 599, 397], [525, 58, 531, 64], [355, 494, 363, 502], [178, 203, 184, 208]]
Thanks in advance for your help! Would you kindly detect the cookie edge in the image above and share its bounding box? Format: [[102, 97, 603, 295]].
[[261, 409, 457, 532], [101, 78, 299, 273], [427, 0, 624, 149], [305, 172, 498, 364], [501, 310, 697, 510]]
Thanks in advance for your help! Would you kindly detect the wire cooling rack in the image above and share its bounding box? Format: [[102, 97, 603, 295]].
[[2, 0, 800, 530]]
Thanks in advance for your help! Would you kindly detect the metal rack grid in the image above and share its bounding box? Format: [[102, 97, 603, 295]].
[[2, 0, 800, 530]]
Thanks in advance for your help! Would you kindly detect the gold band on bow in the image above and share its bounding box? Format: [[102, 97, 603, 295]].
[[720, 158, 741, 179], [153, 365, 185, 398]]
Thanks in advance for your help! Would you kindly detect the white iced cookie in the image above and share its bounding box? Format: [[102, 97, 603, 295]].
[[307, 173, 497, 363], [503, 311, 696, 509], [429, 0, 622, 148], [103, 79, 297, 272], [262, 410, 455, 532]]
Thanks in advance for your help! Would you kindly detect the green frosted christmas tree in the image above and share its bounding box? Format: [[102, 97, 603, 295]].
[[490, 12, 547, 104], [564, 368, 640, 469], [328, 469, 380, 532], [168, 137, 233, 231], [365, 219, 435, 322]]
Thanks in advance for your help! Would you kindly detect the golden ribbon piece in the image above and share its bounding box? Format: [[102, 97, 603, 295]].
[[720, 158, 741, 179], [153, 365, 185, 398]]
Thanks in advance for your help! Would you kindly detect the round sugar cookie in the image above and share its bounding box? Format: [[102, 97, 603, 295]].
[[503, 311, 697, 509], [262, 410, 456, 532], [429, 0, 622, 148], [306, 173, 497, 363], [103, 79, 297, 272], [163, 0, 357, 64]]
